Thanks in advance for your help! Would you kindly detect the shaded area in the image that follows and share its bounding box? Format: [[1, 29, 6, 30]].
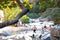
[[44, 37, 51, 40]]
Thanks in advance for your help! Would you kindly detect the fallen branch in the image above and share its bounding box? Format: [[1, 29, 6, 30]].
[[0, 8, 29, 28]]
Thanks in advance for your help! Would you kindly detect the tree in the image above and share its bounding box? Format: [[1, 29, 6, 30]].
[[0, 0, 29, 28], [0, 0, 60, 28]]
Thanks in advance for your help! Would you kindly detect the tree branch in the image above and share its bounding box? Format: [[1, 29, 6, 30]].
[[0, 8, 29, 28], [16, 0, 25, 9]]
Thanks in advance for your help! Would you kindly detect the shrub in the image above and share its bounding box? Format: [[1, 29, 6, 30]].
[[27, 13, 40, 19], [20, 15, 29, 23]]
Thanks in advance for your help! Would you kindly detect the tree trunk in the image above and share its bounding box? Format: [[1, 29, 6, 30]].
[[0, 8, 29, 28]]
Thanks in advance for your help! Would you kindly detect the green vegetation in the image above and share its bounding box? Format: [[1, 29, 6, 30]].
[[0, 0, 18, 9], [41, 8, 60, 24], [20, 15, 29, 23], [0, 0, 20, 20], [27, 13, 40, 19], [4, 7, 20, 20], [0, 0, 60, 24]]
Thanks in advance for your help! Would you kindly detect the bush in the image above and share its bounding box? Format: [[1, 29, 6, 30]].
[[27, 13, 40, 19], [20, 15, 29, 23]]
